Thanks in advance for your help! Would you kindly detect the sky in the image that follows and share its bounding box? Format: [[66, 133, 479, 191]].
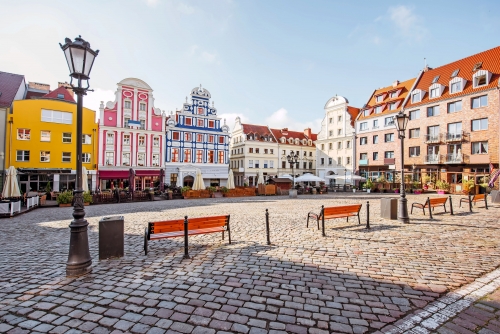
[[1, 0, 499, 133]]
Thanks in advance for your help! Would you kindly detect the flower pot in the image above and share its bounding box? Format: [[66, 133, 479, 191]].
[[352, 189, 356, 193], [437, 190, 446, 195], [59, 203, 71, 207]]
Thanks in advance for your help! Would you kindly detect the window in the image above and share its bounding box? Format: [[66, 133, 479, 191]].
[[254, 159, 260, 168], [384, 151, 394, 159], [171, 148, 179, 162], [209, 135, 214, 143], [122, 134, 130, 146], [264, 160, 269, 168], [105, 152, 114, 165], [375, 106, 382, 114], [329, 118, 332, 123], [152, 154, 160, 167], [303, 162, 307, 169], [309, 152, 312, 156], [218, 151, 224, 164], [82, 153, 91, 163], [329, 130, 333, 136], [197, 119, 204, 127], [471, 118, 488, 131], [249, 148, 253, 153], [384, 133, 394, 142], [137, 153, 145, 166], [139, 136, 145, 146], [82, 134, 91, 144], [384, 116, 394, 126], [337, 129, 342, 135], [451, 69, 459, 78], [219, 136, 225, 144], [208, 150, 215, 163], [411, 91, 421, 103], [63, 133, 72, 143], [359, 122, 367, 131], [373, 135, 378, 144], [372, 152, 378, 161], [360, 137, 367, 145], [337, 142, 342, 149], [360, 153, 368, 160], [41, 109, 72, 124], [427, 106, 439, 117], [184, 149, 191, 163], [270, 149, 274, 154], [346, 157, 351, 165], [255, 148, 260, 154], [196, 150, 203, 163], [409, 110, 420, 120], [153, 137, 160, 147], [430, 87, 440, 98], [409, 147, 420, 157], [450, 81, 462, 93], [328, 143, 332, 150], [471, 95, 488, 108], [474, 74, 487, 87], [432, 75, 440, 83], [106, 133, 114, 145], [472, 141, 488, 154], [363, 110, 370, 117], [197, 107, 204, 115], [338, 116, 342, 122], [40, 151, 50, 162], [249, 160, 253, 168], [376, 95, 383, 102], [196, 134, 203, 142], [57, 93, 64, 99], [41, 131, 50, 142], [346, 141, 351, 149], [389, 102, 396, 110], [17, 129, 30, 140], [269, 160, 274, 168], [337, 157, 342, 165], [172, 131, 180, 140], [124, 117, 130, 127], [139, 103, 146, 111], [447, 100, 462, 113], [184, 132, 191, 141], [122, 153, 130, 166], [62, 152, 71, 163], [185, 117, 192, 126], [124, 100, 131, 109], [328, 158, 332, 165], [409, 128, 420, 138], [208, 120, 215, 128]]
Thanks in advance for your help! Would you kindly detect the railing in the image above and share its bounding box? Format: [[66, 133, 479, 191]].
[[359, 159, 369, 165], [445, 154, 463, 164], [445, 132, 465, 142], [424, 134, 441, 144], [424, 154, 441, 164]]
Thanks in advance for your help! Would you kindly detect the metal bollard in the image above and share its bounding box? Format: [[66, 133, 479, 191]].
[[468, 194, 473, 212], [427, 197, 433, 220], [366, 201, 370, 229], [183, 215, 190, 259], [485, 193, 488, 209], [265, 209, 271, 245], [449, 195, 454, 215]]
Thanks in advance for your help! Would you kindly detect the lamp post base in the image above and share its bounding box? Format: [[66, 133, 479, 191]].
[[397, 196, 410, 223], [66, 218, 92, 276]]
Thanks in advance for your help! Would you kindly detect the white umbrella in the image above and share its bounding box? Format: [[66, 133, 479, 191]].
[[192, 169, 204, 190], [325, 174, 366, 181], [257, 170, 265, 185], [227, 169, 235, 189], [280, 174, 293, 180], [2, 166, 21, 198], [294, 174, 325, 183], [82, 166, 89, 192]]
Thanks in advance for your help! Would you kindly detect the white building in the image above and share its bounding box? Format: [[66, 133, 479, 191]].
[[315, 95, 359, 186]]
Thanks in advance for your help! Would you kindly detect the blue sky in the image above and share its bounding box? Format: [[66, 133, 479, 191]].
[[1, 0, 499, 132]]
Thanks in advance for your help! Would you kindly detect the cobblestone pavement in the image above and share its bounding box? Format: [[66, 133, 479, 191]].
[[0, 193, 499, 334]]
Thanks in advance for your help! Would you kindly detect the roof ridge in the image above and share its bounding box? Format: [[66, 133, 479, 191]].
[[424, 45, 500, 72]]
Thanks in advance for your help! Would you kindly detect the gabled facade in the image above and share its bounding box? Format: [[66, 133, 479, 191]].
[[164, 86, 230, 188], [315, 95, 358, 185], [7, 86, 98, 193], [404, 46, 500, 191], [355, 78, 418, 181], [98, 78, 165, 190]]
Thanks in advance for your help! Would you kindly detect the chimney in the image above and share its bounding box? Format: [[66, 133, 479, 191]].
[[58, 82, 74, 98], [281, 128, 288, 135], [304, 128, 311, 138], [28, 82, 50, 91], [392, 80, 399, 88]]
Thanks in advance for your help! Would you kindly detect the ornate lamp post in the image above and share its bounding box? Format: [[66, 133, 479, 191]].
[[60, 36, 99, 276], [395, 111, 410, 223], [286, 151, 299, 188]]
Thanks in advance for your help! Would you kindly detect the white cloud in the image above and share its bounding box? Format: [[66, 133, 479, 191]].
[[201, 51, 217, 63], [187, 45, 219, 64], [388, 5, 427, 41], [177, 2, 195, 14], [144, 0, 159, 7], [218, 113, 250, 133], [83, 87, 116, 121], [265, 108, 322, 134]]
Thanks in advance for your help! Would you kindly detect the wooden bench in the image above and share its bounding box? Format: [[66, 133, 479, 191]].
[[460, 194, 488, 211], [144, 215, 231, 258], [411, 196, 448, 219], [307, 204, 362, 237]]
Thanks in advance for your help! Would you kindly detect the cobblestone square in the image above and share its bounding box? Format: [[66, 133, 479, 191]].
[[1, 194, 499, 333]]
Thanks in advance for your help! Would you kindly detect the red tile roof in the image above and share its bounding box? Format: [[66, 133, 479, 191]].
[[0, 72, 25, 108], [269, 128, 317, 146], [242, 124, 273, 140], [347, 106, 360, 127], [407, 45, 500, 108], [25, 91, 47, 100], [241, 123, 317, 145], [41, 86, 76, 103]]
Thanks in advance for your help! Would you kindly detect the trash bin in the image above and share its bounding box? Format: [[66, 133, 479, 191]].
[[380, 198, 397, 220], [490, 190, 500, 203], [99, 215, 124, 260]]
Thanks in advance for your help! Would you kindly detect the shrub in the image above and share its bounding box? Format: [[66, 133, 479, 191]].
[[57, 191, 73, 205], [462, 178, 475, 194], [221, 186, 229, 194], [435, 180, 450, 190], [181, 186, 191, 194], [83, 191, 93, 203], [363, 179, 374, 190], [206, 186, 217, 193]]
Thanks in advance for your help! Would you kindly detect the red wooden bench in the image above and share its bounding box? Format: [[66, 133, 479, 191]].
[[460, 194, 488, 211], [144, 215, 231, 258], [411, 196, 448, 218], [307, 204, 362, 236]]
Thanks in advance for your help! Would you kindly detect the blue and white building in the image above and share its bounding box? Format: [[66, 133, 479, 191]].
[[164, 85, 230, 187]]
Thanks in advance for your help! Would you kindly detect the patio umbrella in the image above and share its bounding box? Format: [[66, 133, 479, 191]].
[[294, 174, 325, 183], [2, 166, 21, 198], [280, 174, 293, 180], [192, 169, 205, 190], [82, 166, 89, 192], [227, 169, 235, 189], [257, 170, 265, 185], [325, 174, 366, 181]]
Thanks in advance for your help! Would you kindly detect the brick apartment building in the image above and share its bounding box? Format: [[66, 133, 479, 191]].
[[355, 78, 418, 181], [404, 46, 500, 192]]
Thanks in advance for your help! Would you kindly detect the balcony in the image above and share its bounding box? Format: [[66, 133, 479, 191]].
[[445, 153, 463, 164], [445, 132, 466, 142], [424, 134, 441, 144], [424, 154, 441, 164], [384, 158, 395, 165], [359, 159, 369, 166]]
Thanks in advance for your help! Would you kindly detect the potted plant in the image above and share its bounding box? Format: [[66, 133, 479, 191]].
[[462, 178, 475, 195], [45, 182, 52, 200], [394, 188, 400, 193], [57, 190, 73, 207], [83, 191, 93, 205], [363, 179, 374, 193], [435, 180, 450, 194], [412, 181, 422, 194]]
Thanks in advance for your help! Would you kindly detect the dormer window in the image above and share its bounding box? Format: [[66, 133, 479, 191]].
[[302, 139, 307, 145], [389, 90, 399, 98], [376, 95, 383, 103], [429, 83, 444, 99], [473, 70, 491, 88], [308, 139, 312, 146], [473, 62, 483, 71], [363, 109, 371, 117], [281, 138, 286, 143], [288, 138, 293, 144], [294, 139, 299, 145], [57, 94, 64, 99], [430, 87, 439, 98], [449, 77, 466, 94], [411, 90, 422, 103], [389, 102, 397, 110], [432, 75, 440, 84], [374, 105, 382, 114]]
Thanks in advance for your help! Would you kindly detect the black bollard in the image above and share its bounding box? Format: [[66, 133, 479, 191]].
[[265, 209, 271, 245], [427, 197, 433, 219], [485, 193, 488, 209], [183, 215, 190, 259], [449, 195, 454, 215], [468, 194, 473, 213], [366, 201, 370, 229]]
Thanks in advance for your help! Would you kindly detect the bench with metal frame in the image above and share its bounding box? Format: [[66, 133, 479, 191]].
[[460, 193, 488, 212], [307, 204, 362, 237], [144, 215, 231, 258], [411, 196, 450, 219]]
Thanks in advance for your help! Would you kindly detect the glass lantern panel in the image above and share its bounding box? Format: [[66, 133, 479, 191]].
[[71, 48, 86, 74]]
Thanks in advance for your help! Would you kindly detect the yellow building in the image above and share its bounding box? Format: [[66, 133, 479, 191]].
[[6, 86, 98, 193]]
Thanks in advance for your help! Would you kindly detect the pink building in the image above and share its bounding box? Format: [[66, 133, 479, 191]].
[[98, 78, 165, 190]]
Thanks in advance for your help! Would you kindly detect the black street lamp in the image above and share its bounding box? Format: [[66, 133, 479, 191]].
[[286, 151, 299, 188], [395, 111, 410, 223], [60, 36, 99, 276], [344, 168, 347, 192]]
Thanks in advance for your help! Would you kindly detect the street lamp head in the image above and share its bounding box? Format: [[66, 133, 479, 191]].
[[60, 36, 99, 80], [394, 111, 409, 138]]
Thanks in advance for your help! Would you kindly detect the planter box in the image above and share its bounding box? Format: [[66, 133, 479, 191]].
[[59, 203, 72, 207], [413, 190, 422, 194], [436, 190, 447, 195]]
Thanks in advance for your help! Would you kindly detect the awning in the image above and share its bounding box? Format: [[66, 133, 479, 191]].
[[135, 169, 161, 177], [98, 170, 130, 179]]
